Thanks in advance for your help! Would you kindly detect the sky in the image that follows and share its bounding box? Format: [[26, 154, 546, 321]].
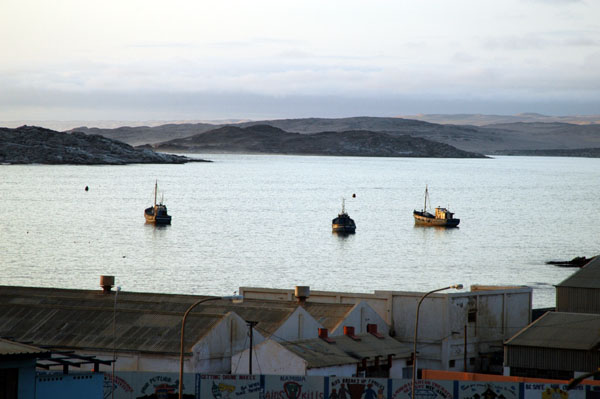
[[1, 0, 599, 122]]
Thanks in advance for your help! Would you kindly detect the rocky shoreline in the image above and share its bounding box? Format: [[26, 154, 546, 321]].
[[0, 126, 206, 165]]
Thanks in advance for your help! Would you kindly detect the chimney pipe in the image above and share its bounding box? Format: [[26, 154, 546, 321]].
[[318, 328, 334, 343], [367, 323, 384, 339], [344, 326, 360, 341], [295, 286, 310, 304], [100, 275, 115, 294]]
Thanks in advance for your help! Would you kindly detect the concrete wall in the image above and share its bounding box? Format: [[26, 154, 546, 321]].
[[0, 358, 36, 399], [329, 301, 389, 336], [232, 340, 307, 375], [389, 286, 531, 372], [307, 364, 355, 376], [36, 373, 103, 399], [193, 312, 263, 373], [239, 287, 392, 324], [272, 306, 322, 341]]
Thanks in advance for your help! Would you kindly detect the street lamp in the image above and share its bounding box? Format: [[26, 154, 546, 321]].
[[411, 284, 463, 399], [179, 295, 243, 399]]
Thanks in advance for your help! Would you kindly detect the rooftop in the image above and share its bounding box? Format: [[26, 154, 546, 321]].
[[556, 256, 600, 289], [505, 311, 600, 350], [281, 333, 411, 368]]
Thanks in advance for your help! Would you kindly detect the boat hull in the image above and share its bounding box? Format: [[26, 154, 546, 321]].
[[332, 224, 356, 234], [413, 211, 459, 227], [145, 206, 172, 225]]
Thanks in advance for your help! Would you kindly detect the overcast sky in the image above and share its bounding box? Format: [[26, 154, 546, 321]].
[[1, 0, 599, 121]]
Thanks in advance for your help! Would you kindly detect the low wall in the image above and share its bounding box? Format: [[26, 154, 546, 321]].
[[104, 372, 599, 399]]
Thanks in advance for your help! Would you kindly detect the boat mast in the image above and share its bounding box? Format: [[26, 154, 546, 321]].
[[341, 198, 346, 214], [154, 180, 158, 207], [424, 185, 428, 212]]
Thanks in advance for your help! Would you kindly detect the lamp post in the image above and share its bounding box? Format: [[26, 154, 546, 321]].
[[411, 284, 463, 399], [179, 295, 243, 399]]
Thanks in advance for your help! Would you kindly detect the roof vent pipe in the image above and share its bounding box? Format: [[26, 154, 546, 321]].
[[100, 275, 115, 294], [295, 286, 310, 304], [318, 328, 335, 343]]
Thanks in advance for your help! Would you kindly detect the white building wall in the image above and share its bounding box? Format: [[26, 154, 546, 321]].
[[232, 340, 307, 375], [307, 364, 356, 376], [329, 301, 389, 336], [238, 286, 531, 373], [192, 312, 265, 374], [78, 350, 180, 373], [272, 307, 322, 341], [389, 359, 408, 379]]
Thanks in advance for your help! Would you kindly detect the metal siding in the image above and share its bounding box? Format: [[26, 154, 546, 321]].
[[506, 346, 600, 372], [558, 287, 600, 313]]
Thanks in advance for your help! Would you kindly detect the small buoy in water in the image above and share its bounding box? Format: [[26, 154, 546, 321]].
[[352, 193, 356, 198], [85, 186, 89, 191]]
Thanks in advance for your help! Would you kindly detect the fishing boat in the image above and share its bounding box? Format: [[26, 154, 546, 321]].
[[332, 198, 356, 233], [144, 180, 172, 225], [413, 186, 459, 227]]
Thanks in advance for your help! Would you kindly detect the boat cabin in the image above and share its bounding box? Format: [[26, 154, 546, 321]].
[[435, 207, 454, 220]]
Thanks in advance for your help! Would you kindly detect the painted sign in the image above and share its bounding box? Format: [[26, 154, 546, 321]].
[[391, 379, 453, 399], [329, 377, 387, 399], [458, 382, 518, 399], [524, 383, 585, 399], [103, 372, 194, 399], [196, 374, 262, 399], [263, 375, 324, 399]]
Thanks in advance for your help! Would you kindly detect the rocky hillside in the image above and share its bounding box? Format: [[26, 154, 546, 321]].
[[70, 116, 600, 155], [151, 125, 487, 158], [0, 126, 200, 165]]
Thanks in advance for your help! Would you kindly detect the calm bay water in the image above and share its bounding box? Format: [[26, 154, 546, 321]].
[[1, 155, 599, 307]]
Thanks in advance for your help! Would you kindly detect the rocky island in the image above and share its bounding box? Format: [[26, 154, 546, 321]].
[[150, 124, 488, 158], [0, 125, 203, 165]]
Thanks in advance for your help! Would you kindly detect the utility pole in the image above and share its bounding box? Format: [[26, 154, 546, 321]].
[[247, 321, 258, 374], [464, 325, 467, 372]]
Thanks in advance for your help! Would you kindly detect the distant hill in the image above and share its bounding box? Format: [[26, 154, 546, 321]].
[[399, 113, 600, 126], [495, 148, 600, 157], [68, 123, 222, 146], [69, 116, 600, 155], [0, 126, 200, 165], [150, 124, 487, 158]]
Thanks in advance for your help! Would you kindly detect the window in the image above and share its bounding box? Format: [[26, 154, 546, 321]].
[[470, 357, 476, 365], [449, 360, 456, 368], [468, 309, 477, 323]]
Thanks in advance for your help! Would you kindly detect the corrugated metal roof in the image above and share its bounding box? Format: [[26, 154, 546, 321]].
[[505, 311, 600, 350], [281, 334, 411, 368], [0, 302, 224, 355], [0, 285, 357, 355], [556, 256, 600, 288], [0, 338, 50, 356]]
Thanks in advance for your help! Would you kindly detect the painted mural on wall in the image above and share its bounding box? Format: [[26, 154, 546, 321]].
[[263, 375, 324, 399], [458, 382, 518, 399], [391, 378, 453, 399], [523, 383, 585, 399], [197, 374, 262, 399], [328, 377, 388, 399], [103, 372, 600, 399], [103, 372, 195, 399]]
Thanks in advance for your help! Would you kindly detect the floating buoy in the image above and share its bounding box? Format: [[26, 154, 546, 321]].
[[352, 193, 356, 198], [85, 186, 89, 191]]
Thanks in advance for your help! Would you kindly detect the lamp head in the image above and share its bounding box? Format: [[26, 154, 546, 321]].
[[452, 284, 464, 290]]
